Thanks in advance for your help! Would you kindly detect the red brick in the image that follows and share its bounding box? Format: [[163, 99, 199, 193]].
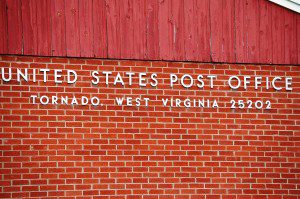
[[0, 55, 298, 198]]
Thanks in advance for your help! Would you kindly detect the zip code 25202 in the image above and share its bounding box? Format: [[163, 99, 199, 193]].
[[230, 100, 271, 110]]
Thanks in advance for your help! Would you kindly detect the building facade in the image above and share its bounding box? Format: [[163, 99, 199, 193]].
[[0, 0, 299, 198]]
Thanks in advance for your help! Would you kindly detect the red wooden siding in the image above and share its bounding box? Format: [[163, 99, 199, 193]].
[[210, 0, 235, 63], [0, 0, 8, 54], [93, 0, 107, 57], [36, 0, 51, 56], [65, 0, 80, 57], [6, 0, 22, 54], [21, 0, 38, 55], [51, 0, 66, 56], [0, 0, 299, 64]]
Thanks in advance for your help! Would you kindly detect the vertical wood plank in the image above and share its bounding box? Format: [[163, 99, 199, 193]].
[[133, 0, 147, 59], [258, 0, 272, 64], [65, 0, 80, 57], [298, 16, 300, 64], [106, 0, 121, 58], [36, 0, 51, 56], [246, 0, 259, 63], [93, 0, 107, 58], [210, 0, 221, 62], [119, 0, 134, 59], [210, 0, 235, 62], [222, 0, 235, 62], [79, 0, 93, 57], [145, 0, 159, 60], [235, 0, 248, 63], [184, 0, 210, 62], [158, 0, 172, 60], [284, 10, 297, 64], [196, 0, 210, 62], [51, 0, 66, 56], [171, 0, 184, 60], [210, 0, 224, 62], [6, 0, 22, 54], [0, 0, 8, 54], [183, 0, 197, 61], [21, 0, 38, 55], [291, 14, 298, 65], [271, 4, 285, 64], [1, 0, 298, 64]]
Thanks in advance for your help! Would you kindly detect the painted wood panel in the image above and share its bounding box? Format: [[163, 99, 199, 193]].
[[235, 0, 247, 63], [36, 0, 51, 56], [170, 0, 185, 61], [65, 0, 80, 57], [272, 4, 285, 64], [183, 0, 210, 62], [133, 0, 147, 59], [0, 0, 8, 54], [119, 0, 134, 59], [6, 0, 22, 54], [158, 0, 172, 60], [183, 0, 198, 61], [210, 0, 235, 62], [246, 0, 260, 63], [51, 0, 66, 56], [106, 0, 121, 59], [93, 0, 107, 57], [284, 10, 298, 64], [21, 0, 38, 55], [0, 0, 299, 65], [196, 0, 210, 62], [79, 0, 94, 57], [258, 0, 273, 64], [145, 0, 159, 60], [298, 16, 300, 64]]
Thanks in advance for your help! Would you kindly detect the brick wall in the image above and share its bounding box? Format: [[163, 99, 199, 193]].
[[0, 55, 299, 199]]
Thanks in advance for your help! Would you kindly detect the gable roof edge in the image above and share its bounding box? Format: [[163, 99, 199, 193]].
[[268, 0, 300, 13]]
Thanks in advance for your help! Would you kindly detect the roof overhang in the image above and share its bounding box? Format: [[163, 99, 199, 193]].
[[268, 0, 300, 13]]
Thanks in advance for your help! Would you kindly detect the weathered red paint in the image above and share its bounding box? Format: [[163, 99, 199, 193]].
[[79, 0, 94, 57], [36, 0, 51, 56], [65, 0, 80, 57], [145, 0, 159, 60], [106, 0, 121, 59], [259, 0, 273, 64], [0, 0, 299, 64], [210, 0, 235, 63], [0, 0, 8, 54], [92, 0, 107, 58], [51, 0, 66, 56], [6, 0, 22, 54], [21, 0, 38, 55]]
